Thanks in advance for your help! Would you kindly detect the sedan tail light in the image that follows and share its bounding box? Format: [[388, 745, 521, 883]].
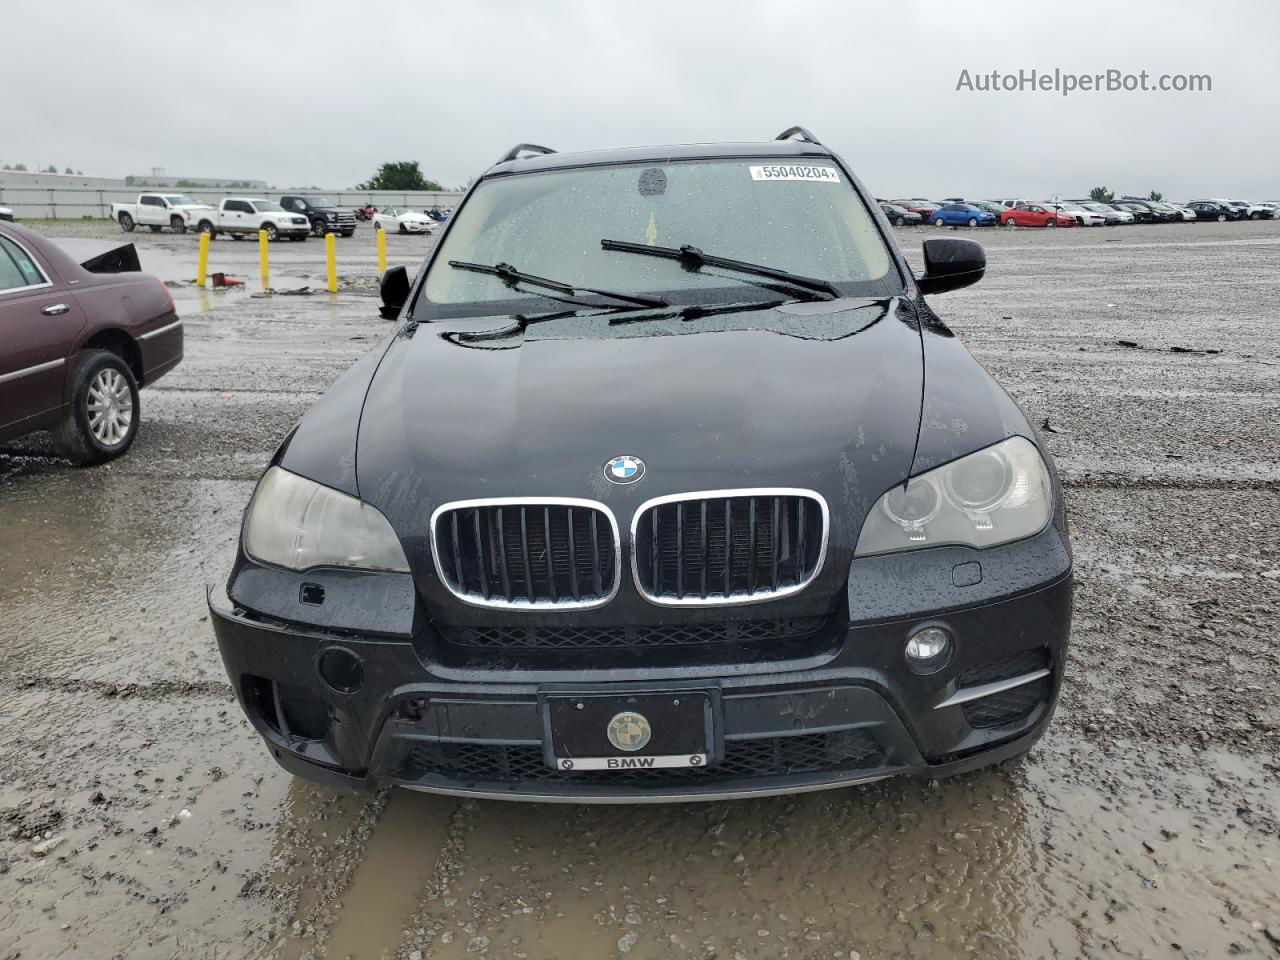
[[157, 277, 176, 314]]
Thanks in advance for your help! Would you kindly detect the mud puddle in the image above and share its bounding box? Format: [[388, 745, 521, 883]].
[[281, 737, 1278, 960]]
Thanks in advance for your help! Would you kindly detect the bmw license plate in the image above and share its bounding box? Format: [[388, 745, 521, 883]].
[[543, 691, 713, 771]]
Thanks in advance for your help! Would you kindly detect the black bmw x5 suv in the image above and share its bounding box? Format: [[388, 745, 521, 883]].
[[211, 127, 1073, 802]]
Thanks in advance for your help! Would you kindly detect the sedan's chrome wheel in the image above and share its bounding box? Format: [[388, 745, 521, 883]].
[[87, 367, 134, 446]]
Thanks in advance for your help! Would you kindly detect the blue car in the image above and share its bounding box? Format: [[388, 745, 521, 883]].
[[930, 203, 997, 227]]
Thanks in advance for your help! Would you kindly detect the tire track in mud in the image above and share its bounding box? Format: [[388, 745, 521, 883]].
[[4, 675, 233, 699], [268, 788, 393, 959], [300, 791, 468, 960], [1059, 474, 1280, 490]]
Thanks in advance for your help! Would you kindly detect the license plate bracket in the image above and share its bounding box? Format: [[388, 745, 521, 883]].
[[542, 690, 715, 771]]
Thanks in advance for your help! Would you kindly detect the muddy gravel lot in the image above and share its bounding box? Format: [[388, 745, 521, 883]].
[[2, 219, 1278, 960]]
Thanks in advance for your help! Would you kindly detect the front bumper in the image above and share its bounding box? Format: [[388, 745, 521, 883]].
[[211, 555, 1072, 802]]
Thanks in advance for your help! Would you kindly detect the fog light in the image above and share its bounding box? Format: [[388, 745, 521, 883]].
[[905, 626, 952, 674]]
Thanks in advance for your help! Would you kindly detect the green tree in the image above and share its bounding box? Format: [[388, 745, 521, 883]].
[[359, 161, 443, 192], [1147, 190, 1163, 201], [1088, 186, 1114, 203], [64, 166, 74, 174]]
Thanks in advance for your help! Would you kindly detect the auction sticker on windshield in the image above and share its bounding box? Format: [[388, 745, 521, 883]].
[[750, 164, 841, 182]]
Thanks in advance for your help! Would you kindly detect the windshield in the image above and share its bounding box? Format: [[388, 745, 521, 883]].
[[308, 197, 336, 208], [164, 195, 199, 206], [420, 158, 897, 315], [253, 200, 284, 212]]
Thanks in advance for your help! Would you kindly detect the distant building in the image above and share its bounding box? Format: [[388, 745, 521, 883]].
[[126, 174, 268, 189], [0, 169, 125, 189]]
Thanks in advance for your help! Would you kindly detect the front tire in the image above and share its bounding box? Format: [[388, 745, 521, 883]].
[[893, 216, 904, 226], [312, 220, 328, 238], [934, 217, 945, 227], [118, 213, 135, 232], [170, 216, 187, 234], [1217, 213, 1227, 222], [53, 350, 140, 466], [197, 220, 217, 238], [263, 223, 279, 241], [1046, 219, 1057, 228], [967, 217, 978, 227]]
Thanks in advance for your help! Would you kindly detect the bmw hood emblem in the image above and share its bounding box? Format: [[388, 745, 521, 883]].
[[604, 455, 645, 485]]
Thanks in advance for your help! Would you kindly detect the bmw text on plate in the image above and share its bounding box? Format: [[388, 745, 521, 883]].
[[210, 126, 1072, 802]]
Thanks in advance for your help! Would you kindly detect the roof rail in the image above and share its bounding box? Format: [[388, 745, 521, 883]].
[[496, 143, 557, 165], [775, 126, 822, 146]]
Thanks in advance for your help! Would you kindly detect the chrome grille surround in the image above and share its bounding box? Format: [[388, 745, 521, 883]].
[[430, 497, 622, 611], [630, 488, 829, 607]]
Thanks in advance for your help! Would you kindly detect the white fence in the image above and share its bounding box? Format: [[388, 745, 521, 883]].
[[0, 186, 466, 220]]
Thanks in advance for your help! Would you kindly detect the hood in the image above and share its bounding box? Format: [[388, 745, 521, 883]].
[[353, 299, 926, 608]]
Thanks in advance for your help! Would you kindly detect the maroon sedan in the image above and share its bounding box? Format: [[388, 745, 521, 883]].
[[0, 222, 182, 464]]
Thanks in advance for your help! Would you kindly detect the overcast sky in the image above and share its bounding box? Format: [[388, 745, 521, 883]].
[[5, 0, 1278, 199]]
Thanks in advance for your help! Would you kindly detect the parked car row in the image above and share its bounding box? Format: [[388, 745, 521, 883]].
[[879, 195, 1278, 228], [105, 192, 455, 240]]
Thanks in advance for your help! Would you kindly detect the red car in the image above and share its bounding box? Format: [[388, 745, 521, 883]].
[[0, 222, 183, 464], [888, 199, 940, 221], [998, 203, 1075, 228]]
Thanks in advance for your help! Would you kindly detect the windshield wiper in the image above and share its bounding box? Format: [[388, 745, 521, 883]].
[[600, 240, 840, 300], [449, 260, 668, 309]]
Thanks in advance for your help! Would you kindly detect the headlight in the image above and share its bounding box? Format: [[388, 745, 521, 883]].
[[243, 467, 409, 572], [855, 436, 1051, 556]]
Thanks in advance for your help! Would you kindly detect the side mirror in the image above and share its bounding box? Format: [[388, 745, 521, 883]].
[[379, 265, 410, 320], [917, 237, 985, 295]]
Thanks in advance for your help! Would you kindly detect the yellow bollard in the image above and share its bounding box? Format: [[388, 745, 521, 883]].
[[196, 231, 210, 286], [258, 229, 270, 289], [376, 224, 387, 274], [326, 232, 338, 293]]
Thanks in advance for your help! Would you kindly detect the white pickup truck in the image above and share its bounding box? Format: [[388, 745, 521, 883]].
[[194, 198, 311, 241], [110, 193, 215, 234]]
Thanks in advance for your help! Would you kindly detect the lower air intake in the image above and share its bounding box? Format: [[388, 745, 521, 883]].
[[404, 729, 883, 787]]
